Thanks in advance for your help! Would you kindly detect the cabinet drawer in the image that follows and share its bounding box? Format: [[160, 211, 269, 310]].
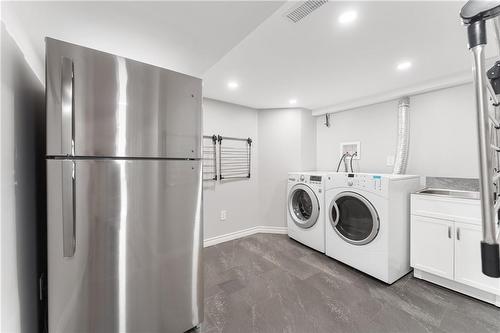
[[411, 194, 481, 225]]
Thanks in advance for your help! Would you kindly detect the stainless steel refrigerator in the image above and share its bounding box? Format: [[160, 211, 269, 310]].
[[45, 38, 203, 333]]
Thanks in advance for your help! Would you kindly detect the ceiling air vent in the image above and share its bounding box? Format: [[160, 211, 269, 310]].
[[285, 0, 328, 23]]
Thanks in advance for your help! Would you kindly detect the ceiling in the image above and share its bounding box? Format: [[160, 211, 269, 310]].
[[3, 1, 498, 112], [1, 1, 283, 78], [203, 1, 498, 110]]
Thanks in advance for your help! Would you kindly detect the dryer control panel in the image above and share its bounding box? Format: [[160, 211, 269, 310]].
[[346, 174, 382, 191], [326, 173, 386, 195]]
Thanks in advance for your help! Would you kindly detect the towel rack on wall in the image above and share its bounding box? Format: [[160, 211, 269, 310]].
[[203, 135, 218, 181], [218, 135, 252, 180], [461, 0, 500, 278]]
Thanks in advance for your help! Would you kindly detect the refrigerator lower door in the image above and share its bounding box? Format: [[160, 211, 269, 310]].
[[47, 159, 203, 333]]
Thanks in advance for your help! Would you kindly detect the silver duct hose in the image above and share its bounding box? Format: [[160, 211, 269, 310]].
[[343, 152, 351, 172], [393, 96, 410, 174]]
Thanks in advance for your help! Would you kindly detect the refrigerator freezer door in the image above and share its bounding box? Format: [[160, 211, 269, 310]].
[[46, 38, 202, 159], [47, 159, 203, 333]]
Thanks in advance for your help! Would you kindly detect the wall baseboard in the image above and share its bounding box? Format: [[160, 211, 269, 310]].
[[204, 225, 288, 247]]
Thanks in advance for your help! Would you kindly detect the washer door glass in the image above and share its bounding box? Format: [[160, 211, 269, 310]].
[[330, 192, 379, 245], [288, 184, 319, 229]]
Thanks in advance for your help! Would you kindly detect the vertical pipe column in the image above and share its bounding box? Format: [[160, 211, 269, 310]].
[[467, 19, 500, 277], [469, 21, 497, 244]]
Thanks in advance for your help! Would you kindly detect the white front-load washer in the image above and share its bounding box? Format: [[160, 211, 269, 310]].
[[325, 172, 420, 283], [287, 172, 327, 252]]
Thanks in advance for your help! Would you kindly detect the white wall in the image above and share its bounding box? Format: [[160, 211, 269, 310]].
[[202, 99, 259, 239], [203, 102, 317, 238], [258, 108, 316, 228], [1, 23, 45, 333], [407, 84, 477, 177], [316, 84, 478, 178], [1, 8, 44, 82]]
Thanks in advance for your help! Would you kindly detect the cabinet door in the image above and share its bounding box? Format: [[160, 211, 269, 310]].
[[411, 215, 454, 279], [455, 222, 500, 294]]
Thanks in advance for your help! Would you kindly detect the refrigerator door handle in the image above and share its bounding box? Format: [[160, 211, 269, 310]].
[[61, 57, 74, 156], [62, 160, 76, 257]]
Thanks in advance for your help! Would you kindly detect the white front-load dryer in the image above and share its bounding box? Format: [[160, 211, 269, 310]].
[[324, 172, 420, 283], [287, 172, 327, 252]]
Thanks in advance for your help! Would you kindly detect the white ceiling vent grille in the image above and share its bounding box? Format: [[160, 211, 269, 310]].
[[285, 0, 328, 23]]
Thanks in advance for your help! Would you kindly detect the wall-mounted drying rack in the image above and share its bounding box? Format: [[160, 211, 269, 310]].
[[461, 0, 500, 278], [202, 134, 252, 181], [218, 135, 252, 180], [203, 135, 218, 181]]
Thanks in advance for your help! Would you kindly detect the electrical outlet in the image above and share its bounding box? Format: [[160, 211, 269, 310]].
[[386, 155, 395, 166], [220, 210, 227, 221]]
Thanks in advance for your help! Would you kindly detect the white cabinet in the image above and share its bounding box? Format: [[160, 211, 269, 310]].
[[411, 193, 500, 307], [410, 215, 454, 279], [454, 222, 500, 294]]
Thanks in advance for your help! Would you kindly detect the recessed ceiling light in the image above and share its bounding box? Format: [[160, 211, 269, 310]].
[[227, 81, 239, 90], [289, 99, 297, 105], [338, 10, 357, 25], [397, 61, 412, 71]]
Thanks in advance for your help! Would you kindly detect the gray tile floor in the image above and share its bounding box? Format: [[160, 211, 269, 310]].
[[200, 233, 500, 333]]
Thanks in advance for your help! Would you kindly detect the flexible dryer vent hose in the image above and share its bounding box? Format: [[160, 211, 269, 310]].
[[393, 96, 410, 174]]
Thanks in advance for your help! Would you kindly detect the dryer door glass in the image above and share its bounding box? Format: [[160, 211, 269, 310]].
[[333, 192, 379, 245], [288, 184, 319, 229]]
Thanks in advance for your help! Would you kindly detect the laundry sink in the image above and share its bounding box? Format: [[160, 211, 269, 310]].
[[416, 188, 480, 200]]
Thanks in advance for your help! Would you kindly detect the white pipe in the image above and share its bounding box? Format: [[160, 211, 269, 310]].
[[393, 97, 410, 174]]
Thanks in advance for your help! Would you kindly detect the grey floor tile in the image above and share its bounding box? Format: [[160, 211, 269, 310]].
[[221, 241, 278, 276], [199, 313, 217, 333], [439, 309, 499, 333], [238, 237, 321, 280], [252, 233, 315, 259], [250, 293, 318, 333], [369, 283, 446, 328], [230, 272, 275, 307], [368, 302, 446, 333], [204, 291, 254, 333], [305, 271, 384, 322], [218, 278, 246, 295], [202, 234, 500, 333], [439, 288, 500, 333]]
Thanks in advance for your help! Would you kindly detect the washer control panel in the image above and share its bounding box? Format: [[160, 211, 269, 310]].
[[288, 174, 324, 186], [309, 175, 323, 185]]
